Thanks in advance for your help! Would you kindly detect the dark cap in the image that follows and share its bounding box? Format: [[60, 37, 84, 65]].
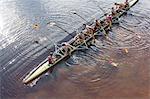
[[49, 52, 53, 55], [104, 13, 107, 16]]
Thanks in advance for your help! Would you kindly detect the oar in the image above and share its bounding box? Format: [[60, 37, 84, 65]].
[[90, 0, 107, 15], [128, 10, 150, 20], [71, 11, 88, 23], [119, 24, 135, 33], [47, 22, 74, 38], [131, 15, 150, 25], [33, 35, 59, 52], [33, 40, 51, 50], [75, 46, 89, 51]]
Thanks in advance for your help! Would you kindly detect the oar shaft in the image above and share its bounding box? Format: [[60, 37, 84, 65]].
[[97, 5, 106, 14], [47, 22, 74, 38], [73, 12, 88, 23], [54, 24, 75, 38], [54, 24, 70, 34], [34, 41, 49, 50], [91, 0, 106, 14]]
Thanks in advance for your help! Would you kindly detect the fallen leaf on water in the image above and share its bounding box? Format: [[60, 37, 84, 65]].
[[111, 62, 118, 67], [124, 48, 128, 54], [32, 24, 40, 30]]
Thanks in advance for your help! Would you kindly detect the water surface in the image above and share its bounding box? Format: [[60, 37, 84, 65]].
[[0, 0, 150, 99]]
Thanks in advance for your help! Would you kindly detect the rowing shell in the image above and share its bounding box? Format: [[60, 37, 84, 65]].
[[23, 0, 139, 84]]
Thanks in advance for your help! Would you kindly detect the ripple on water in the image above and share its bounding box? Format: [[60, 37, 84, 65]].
[[110, 14, 150, 51], [66, 63, 118, 94], [1, 0, 150, 99]]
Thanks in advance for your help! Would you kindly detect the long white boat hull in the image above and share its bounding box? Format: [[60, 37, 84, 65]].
[[23, 62, 51, 84]]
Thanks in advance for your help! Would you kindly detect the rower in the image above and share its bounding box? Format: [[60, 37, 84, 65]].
[[82, 24, 94, 37], [124, 0, 129, 8], [105, 14, 113, 30], [61, 42, 74, 55], [85, 24, 96, 42], [111, 7, 117, 17], [77, 32, 89, 47], [95, 20, 107, 36], [114, 3, 124, 13], [114, 3, 119, 12], [75, 33, 85, 43], [48, 53, 54, 65], [94, 19, 101, 31], [111, 7, 120, 23]]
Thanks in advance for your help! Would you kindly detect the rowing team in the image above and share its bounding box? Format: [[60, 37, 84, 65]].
[[48, 0, 129, 65]]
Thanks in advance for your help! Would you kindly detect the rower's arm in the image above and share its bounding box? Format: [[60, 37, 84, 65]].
[[68, 44, 76, 49]]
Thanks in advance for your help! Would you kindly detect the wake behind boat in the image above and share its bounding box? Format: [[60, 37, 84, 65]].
[[23, 0, 139, 84]]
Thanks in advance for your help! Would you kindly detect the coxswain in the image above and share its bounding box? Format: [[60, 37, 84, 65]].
[[94, 19, 101, 31], [48, 53, 54, 65]]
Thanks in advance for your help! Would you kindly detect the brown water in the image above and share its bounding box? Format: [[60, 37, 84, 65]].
[[0, 0, 150, 99]]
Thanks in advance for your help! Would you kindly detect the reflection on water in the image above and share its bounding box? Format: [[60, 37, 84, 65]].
[[0, 0, 150, 99]]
